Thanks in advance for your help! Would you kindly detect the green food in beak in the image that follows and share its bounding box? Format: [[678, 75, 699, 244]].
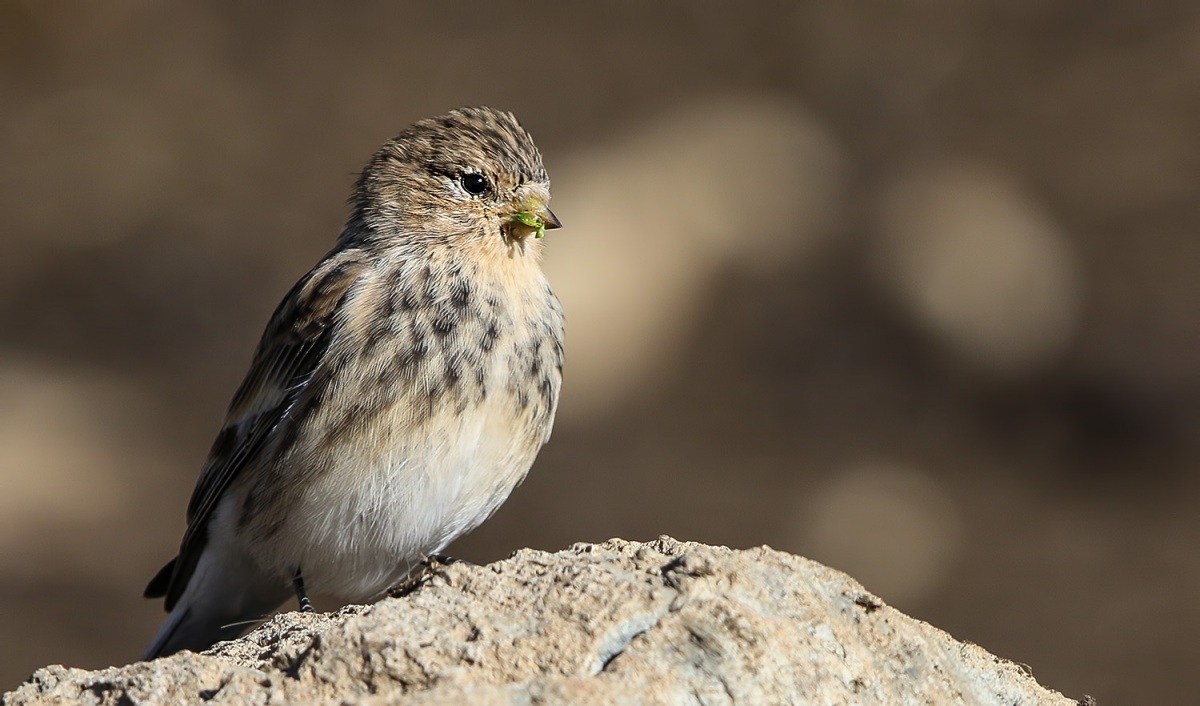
[[511, 208, 561, 239], [513, 211, 547, 239]]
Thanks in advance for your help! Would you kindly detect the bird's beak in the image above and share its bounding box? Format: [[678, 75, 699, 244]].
[[509, 204, 562, 239]]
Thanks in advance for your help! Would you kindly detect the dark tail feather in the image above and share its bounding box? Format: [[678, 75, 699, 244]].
[[141, 604, 195, 660], [141, 544, 291, 660], [141, 603, 267, 660], [144, 558, 176, 599]]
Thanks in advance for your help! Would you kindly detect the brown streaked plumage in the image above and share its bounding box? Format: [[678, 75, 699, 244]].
[[142, 107, 563, 659]]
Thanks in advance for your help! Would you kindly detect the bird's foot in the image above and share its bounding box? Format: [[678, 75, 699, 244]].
[[426, 553, 474, 568], [387, 554, 474, 598]]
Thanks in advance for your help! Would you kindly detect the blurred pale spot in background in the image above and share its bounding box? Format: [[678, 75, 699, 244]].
[[545, 96, 845, 419], [799, 462, 963, 606], [0, 360, 157, 579], [873, 160, 1082, 373]]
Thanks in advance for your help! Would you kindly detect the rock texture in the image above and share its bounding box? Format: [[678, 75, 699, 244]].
[[4, 538, 1077, 705]]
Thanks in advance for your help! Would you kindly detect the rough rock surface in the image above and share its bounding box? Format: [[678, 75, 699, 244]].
[[4, 538, 1077, 705]]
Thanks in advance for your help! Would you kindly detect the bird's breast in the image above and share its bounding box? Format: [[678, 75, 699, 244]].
[[253, 260, 563, 601]]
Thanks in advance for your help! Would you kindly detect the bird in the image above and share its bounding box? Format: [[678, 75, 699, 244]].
[[141, 106, 564, 659]]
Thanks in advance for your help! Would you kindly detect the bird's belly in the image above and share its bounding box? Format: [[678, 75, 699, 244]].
[[278, 399, 542, 603]]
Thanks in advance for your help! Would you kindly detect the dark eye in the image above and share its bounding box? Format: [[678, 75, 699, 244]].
[[460, 172, 490, 196]]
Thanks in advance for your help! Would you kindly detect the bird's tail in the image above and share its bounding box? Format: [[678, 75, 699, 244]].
[[141, 545, 290, 660], [141, 602, 270, 661]]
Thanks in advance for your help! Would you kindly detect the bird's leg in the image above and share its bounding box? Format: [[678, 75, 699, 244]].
[[291, 567, 315, 613]]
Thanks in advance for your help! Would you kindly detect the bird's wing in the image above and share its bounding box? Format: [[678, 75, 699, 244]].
[[147, 249, 369, 609]]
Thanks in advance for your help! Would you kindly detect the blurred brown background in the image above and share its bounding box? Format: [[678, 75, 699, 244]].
[[2, 2, 1198, 703]]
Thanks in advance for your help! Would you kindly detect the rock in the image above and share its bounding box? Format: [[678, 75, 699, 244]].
[[3, 538, 1079, 705]]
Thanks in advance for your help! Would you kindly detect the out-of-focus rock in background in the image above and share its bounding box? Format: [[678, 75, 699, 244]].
[[1, 3, 1197, 704], [3, 539, 1079, 706]]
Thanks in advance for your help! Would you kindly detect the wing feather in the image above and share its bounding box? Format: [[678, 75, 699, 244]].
[[148, 250, 369, 609]]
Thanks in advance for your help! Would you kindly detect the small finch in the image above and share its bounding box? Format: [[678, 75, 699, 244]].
[[142, 107, 564, 659]]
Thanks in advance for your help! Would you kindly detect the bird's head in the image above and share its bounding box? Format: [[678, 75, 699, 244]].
[[353, 106, 560, 255]]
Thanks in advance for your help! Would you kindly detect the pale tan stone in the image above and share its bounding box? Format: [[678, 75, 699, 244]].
[[3, 538, 1077, 705]]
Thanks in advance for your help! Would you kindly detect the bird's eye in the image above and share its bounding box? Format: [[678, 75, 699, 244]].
[[460, 172, 490, 196]]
